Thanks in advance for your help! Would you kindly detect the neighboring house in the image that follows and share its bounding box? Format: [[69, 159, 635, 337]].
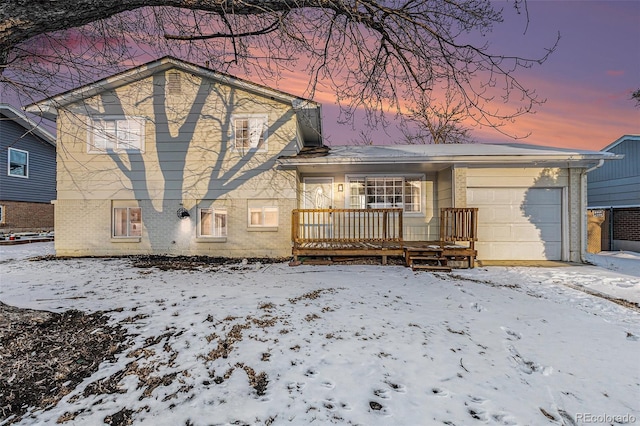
[[27, 57, 616, 262], [587, 135, 640, 252], [0, 104, 56, 233]]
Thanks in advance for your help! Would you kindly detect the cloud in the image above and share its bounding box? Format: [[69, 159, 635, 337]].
[[606, 70, 626, 77]]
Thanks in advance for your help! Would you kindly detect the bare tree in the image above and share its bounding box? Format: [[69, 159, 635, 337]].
[[1, 0, 558, 138], [400, 83, 475, 144], [632, 89, 640, 108]]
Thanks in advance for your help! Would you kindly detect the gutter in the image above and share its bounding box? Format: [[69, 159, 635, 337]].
[[277, 154, 618, 169], [585, 159, 604, 174]]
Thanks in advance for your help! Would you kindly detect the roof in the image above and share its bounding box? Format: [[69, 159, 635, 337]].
[[599, 134, 640, 152], [24, 56, 323, 145], [277, 142, 621, 169], [0, 104, 56, 146]]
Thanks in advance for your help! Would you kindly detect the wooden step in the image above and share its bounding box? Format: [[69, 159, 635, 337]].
[[409, 256, 447, 261], [406, 248, 442, 254], [411, 264, 452, 272]]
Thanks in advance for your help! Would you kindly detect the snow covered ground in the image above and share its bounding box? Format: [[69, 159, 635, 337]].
[[1, 242, 639, 426]]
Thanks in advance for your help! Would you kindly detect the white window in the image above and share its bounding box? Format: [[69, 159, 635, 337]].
[[88, 117, 145, 153], [347, 176, 422, 213], [113, 207, 142, 237], [249, 206, 278, 227], [233, 115, 268, 151], [8, 148, 28, 178], [198, 208, 227, 237], [0, 205, 4, 224]]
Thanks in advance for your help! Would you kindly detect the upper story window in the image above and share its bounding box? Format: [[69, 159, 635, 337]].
[[8, 148, 28, 178], [88, 117, 145, 153], [347, 175, 422, 213], [232, 115, 268, 152]]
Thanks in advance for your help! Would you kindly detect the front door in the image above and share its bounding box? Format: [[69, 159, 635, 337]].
[[303, 177, 334, 209], [302, 178, 334, 239]]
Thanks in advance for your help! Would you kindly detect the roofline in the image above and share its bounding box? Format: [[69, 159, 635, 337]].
[[588, 205, 640, 209], [0, 104, 56, 146], [600, 134, 640, 152], [25, 56, 321, 120], [277, 152, 620, 168]]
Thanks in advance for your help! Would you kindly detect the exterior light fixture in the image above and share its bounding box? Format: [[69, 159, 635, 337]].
[[338, 184, 344, 192], [177, 207, 190, 219]]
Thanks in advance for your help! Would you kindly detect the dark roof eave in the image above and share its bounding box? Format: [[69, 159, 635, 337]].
[[0, 104, 56, 146]]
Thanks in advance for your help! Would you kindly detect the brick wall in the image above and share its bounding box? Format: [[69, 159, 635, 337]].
[[613, 208, 640, 242], [54, 198, 295, 258], [0, 200, 54, 233]]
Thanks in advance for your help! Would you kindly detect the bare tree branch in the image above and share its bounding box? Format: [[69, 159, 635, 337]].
[[0, 0, 559, 140]]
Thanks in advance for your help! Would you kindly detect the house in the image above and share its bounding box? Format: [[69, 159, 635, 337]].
[[587, 135, 640, 253], [278, 144, 617, 263], [0, 104, 56, 234], [26, 56, 321, 258], [26, 57, 617, 264]]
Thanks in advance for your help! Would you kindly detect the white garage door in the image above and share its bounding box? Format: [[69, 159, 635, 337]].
[[467, 187, 563, 260]]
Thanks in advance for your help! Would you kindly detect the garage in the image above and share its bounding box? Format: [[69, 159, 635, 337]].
[[467, 187, 564, 260]]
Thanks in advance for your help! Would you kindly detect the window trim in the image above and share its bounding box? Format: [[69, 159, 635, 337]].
[[112, 206, 142, 239], [87, 116, 146, 154], [7, 147, 29, 178], [197, 207, 228, 240], [231, 114, 269, 152], [0, 205, 4, 224], [345, 174, 424, 214]]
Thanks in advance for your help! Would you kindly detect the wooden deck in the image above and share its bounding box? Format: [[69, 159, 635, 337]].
[[291, 208, 478, 269]]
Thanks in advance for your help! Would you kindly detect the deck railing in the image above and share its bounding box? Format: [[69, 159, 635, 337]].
[[292, 208, 403, 245], [440, 207, 478, 243]]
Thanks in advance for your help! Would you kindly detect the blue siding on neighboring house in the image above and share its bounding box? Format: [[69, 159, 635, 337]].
[[588, 135, 640, 208], [0, 115, 57, 203]]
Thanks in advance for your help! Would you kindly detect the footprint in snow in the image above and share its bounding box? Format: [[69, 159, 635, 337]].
[[616, 282, 635, 288], [286, 382, 305, 393], [506, 345, 552, 375], [385, 381, 406, 393], [304, 368, 318, 378], [467, 407, 489, 421], [323, 398, 337, 411], [373, 388, 390, 399], [369, 401, 391, 416], [467, 395, 488, 404], [340, 402, 352, 411], [430, 387, 449, 397], [501, 326, 522, 340], [491, 411, 519, 425], [321, 380, 335, 389], [470, 302, 486, 312]]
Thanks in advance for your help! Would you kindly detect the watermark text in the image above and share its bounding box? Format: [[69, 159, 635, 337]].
[[576, 413, 637, 424]]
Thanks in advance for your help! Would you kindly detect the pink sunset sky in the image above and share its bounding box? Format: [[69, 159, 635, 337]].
[[315, 0, 639, 150], [5, 1, 639, 152]]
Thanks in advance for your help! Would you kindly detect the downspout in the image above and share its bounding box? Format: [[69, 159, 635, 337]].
[[609, 206, 614, 251], [581, 159, 605, 262]]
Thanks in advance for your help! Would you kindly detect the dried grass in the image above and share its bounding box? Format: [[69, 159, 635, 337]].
[[0, 302, 128, 425]]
